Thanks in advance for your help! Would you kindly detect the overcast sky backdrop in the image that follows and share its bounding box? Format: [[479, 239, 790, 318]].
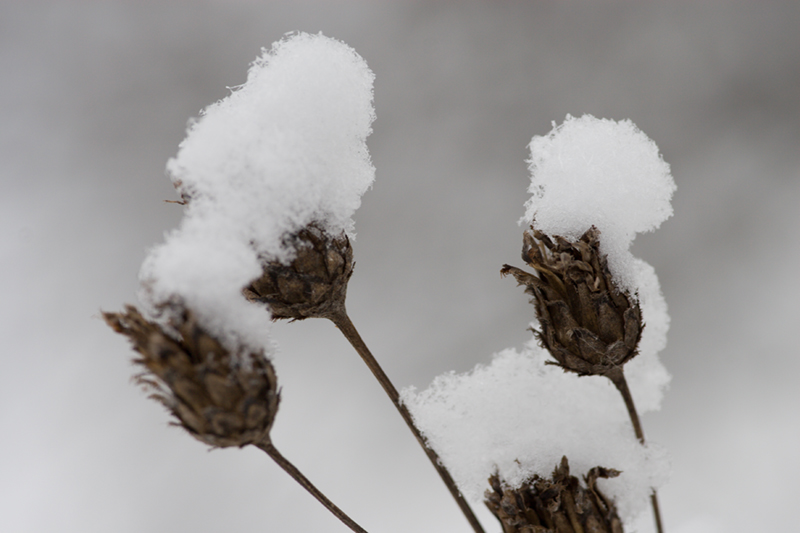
[[1, 1, 798, 532]]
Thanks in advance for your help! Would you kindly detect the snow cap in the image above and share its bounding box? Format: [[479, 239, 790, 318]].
[[523, 114, 675, 290]]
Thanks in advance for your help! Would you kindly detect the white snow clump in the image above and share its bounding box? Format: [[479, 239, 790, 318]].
[[139, 32, 375, 352], [523, 114, 676, 291], [402, 340, 671, 521]]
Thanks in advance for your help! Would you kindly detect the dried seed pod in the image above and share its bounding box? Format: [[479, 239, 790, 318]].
[[484, 456, 624, 533], [103, 305, 279, 448], [501, 226, 643, 377], [243, 223, 354, 321]]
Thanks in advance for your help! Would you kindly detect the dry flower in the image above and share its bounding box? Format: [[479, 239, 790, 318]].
[[104, 305, 373, 532], [501, 226, 643, 377], [103, 304, 279, 448], [485, 456, 624, 533], [243, 223, 354, 321]]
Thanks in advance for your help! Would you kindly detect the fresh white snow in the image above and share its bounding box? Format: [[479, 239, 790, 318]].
[[523, 114, 676, 291]]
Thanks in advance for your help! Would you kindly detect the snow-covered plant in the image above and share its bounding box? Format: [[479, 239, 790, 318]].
[[403, 115, 675, 533], [105, 34, 676, 533], [105, 32, 379, 533]]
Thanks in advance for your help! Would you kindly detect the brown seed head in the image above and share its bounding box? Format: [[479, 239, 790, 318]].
[[103, 305, 279, 448], [501, 226, 643, 377], [243, 223, 354, 321], [484, 456, 624, 533]]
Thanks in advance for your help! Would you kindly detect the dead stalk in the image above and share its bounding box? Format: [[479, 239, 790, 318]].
[[256, 440, 369, 533], [607, 367, 664, 533], [330, 309, 486, 533]]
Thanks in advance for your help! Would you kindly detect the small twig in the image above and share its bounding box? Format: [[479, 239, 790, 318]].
[[256, 439, 369, 533], [606, 367, 664, 533], [330, 309, 486, 533]]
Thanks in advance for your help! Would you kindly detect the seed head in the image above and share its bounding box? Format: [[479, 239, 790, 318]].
[[501, 226, 643, 377], [243, 223, 354, 321], [485, 456, 624, 533], [103, 305, 279, 448]]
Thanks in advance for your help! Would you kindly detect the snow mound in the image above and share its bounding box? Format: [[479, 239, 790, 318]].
[[402, 337, 671, 522]]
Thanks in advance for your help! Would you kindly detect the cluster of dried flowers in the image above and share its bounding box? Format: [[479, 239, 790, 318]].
[[103, 33, 673, 533], [106, 220, 662, 533]]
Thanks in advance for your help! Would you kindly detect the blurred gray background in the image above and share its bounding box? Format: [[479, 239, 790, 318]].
[[1, 1, 798, 532]]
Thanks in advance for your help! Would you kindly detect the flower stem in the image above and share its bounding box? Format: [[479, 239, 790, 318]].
[[256, 440, 369, 533], [606, 367, 664, 533], [330, 309, 486, 533]]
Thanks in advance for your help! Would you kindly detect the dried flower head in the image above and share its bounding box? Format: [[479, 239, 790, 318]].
[[501, 226, 643, 377], [485, 456, 623, 533], [103, 305, 279, 448], [243, 223, 354, 321]]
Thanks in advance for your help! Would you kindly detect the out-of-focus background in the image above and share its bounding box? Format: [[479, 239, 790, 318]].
[[1, 1, 798, 532]]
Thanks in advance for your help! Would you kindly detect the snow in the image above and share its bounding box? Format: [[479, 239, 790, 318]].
[[138, 32, 375, 351], [402, 341, 671, 521], [402, 115, 676, 525], [625, 258, 671, 413], [523, 114, 676, 291]]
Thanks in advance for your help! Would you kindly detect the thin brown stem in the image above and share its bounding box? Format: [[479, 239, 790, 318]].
[[330, 309, 486, 533], [607, 367, 645, 443], [649, 492, 664, 533], [606, 367, 664, 533], [256, 440, 369, 533]]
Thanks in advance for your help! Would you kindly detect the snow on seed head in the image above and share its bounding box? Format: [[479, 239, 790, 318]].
[[522, 114, 675, 291]]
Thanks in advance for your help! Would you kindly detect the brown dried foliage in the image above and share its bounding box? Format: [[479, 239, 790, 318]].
[[244, 223, 354, 321], [485, 456, 624, 533], [103, 305, 279, 448], [501, 226, 643, 377]]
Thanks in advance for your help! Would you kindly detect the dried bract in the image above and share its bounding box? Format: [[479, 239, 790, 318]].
[[243, 223, 354, 321], [485, 456, 623, 533], [501, 226, 643, 377], [103, 305, 279, 448]]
